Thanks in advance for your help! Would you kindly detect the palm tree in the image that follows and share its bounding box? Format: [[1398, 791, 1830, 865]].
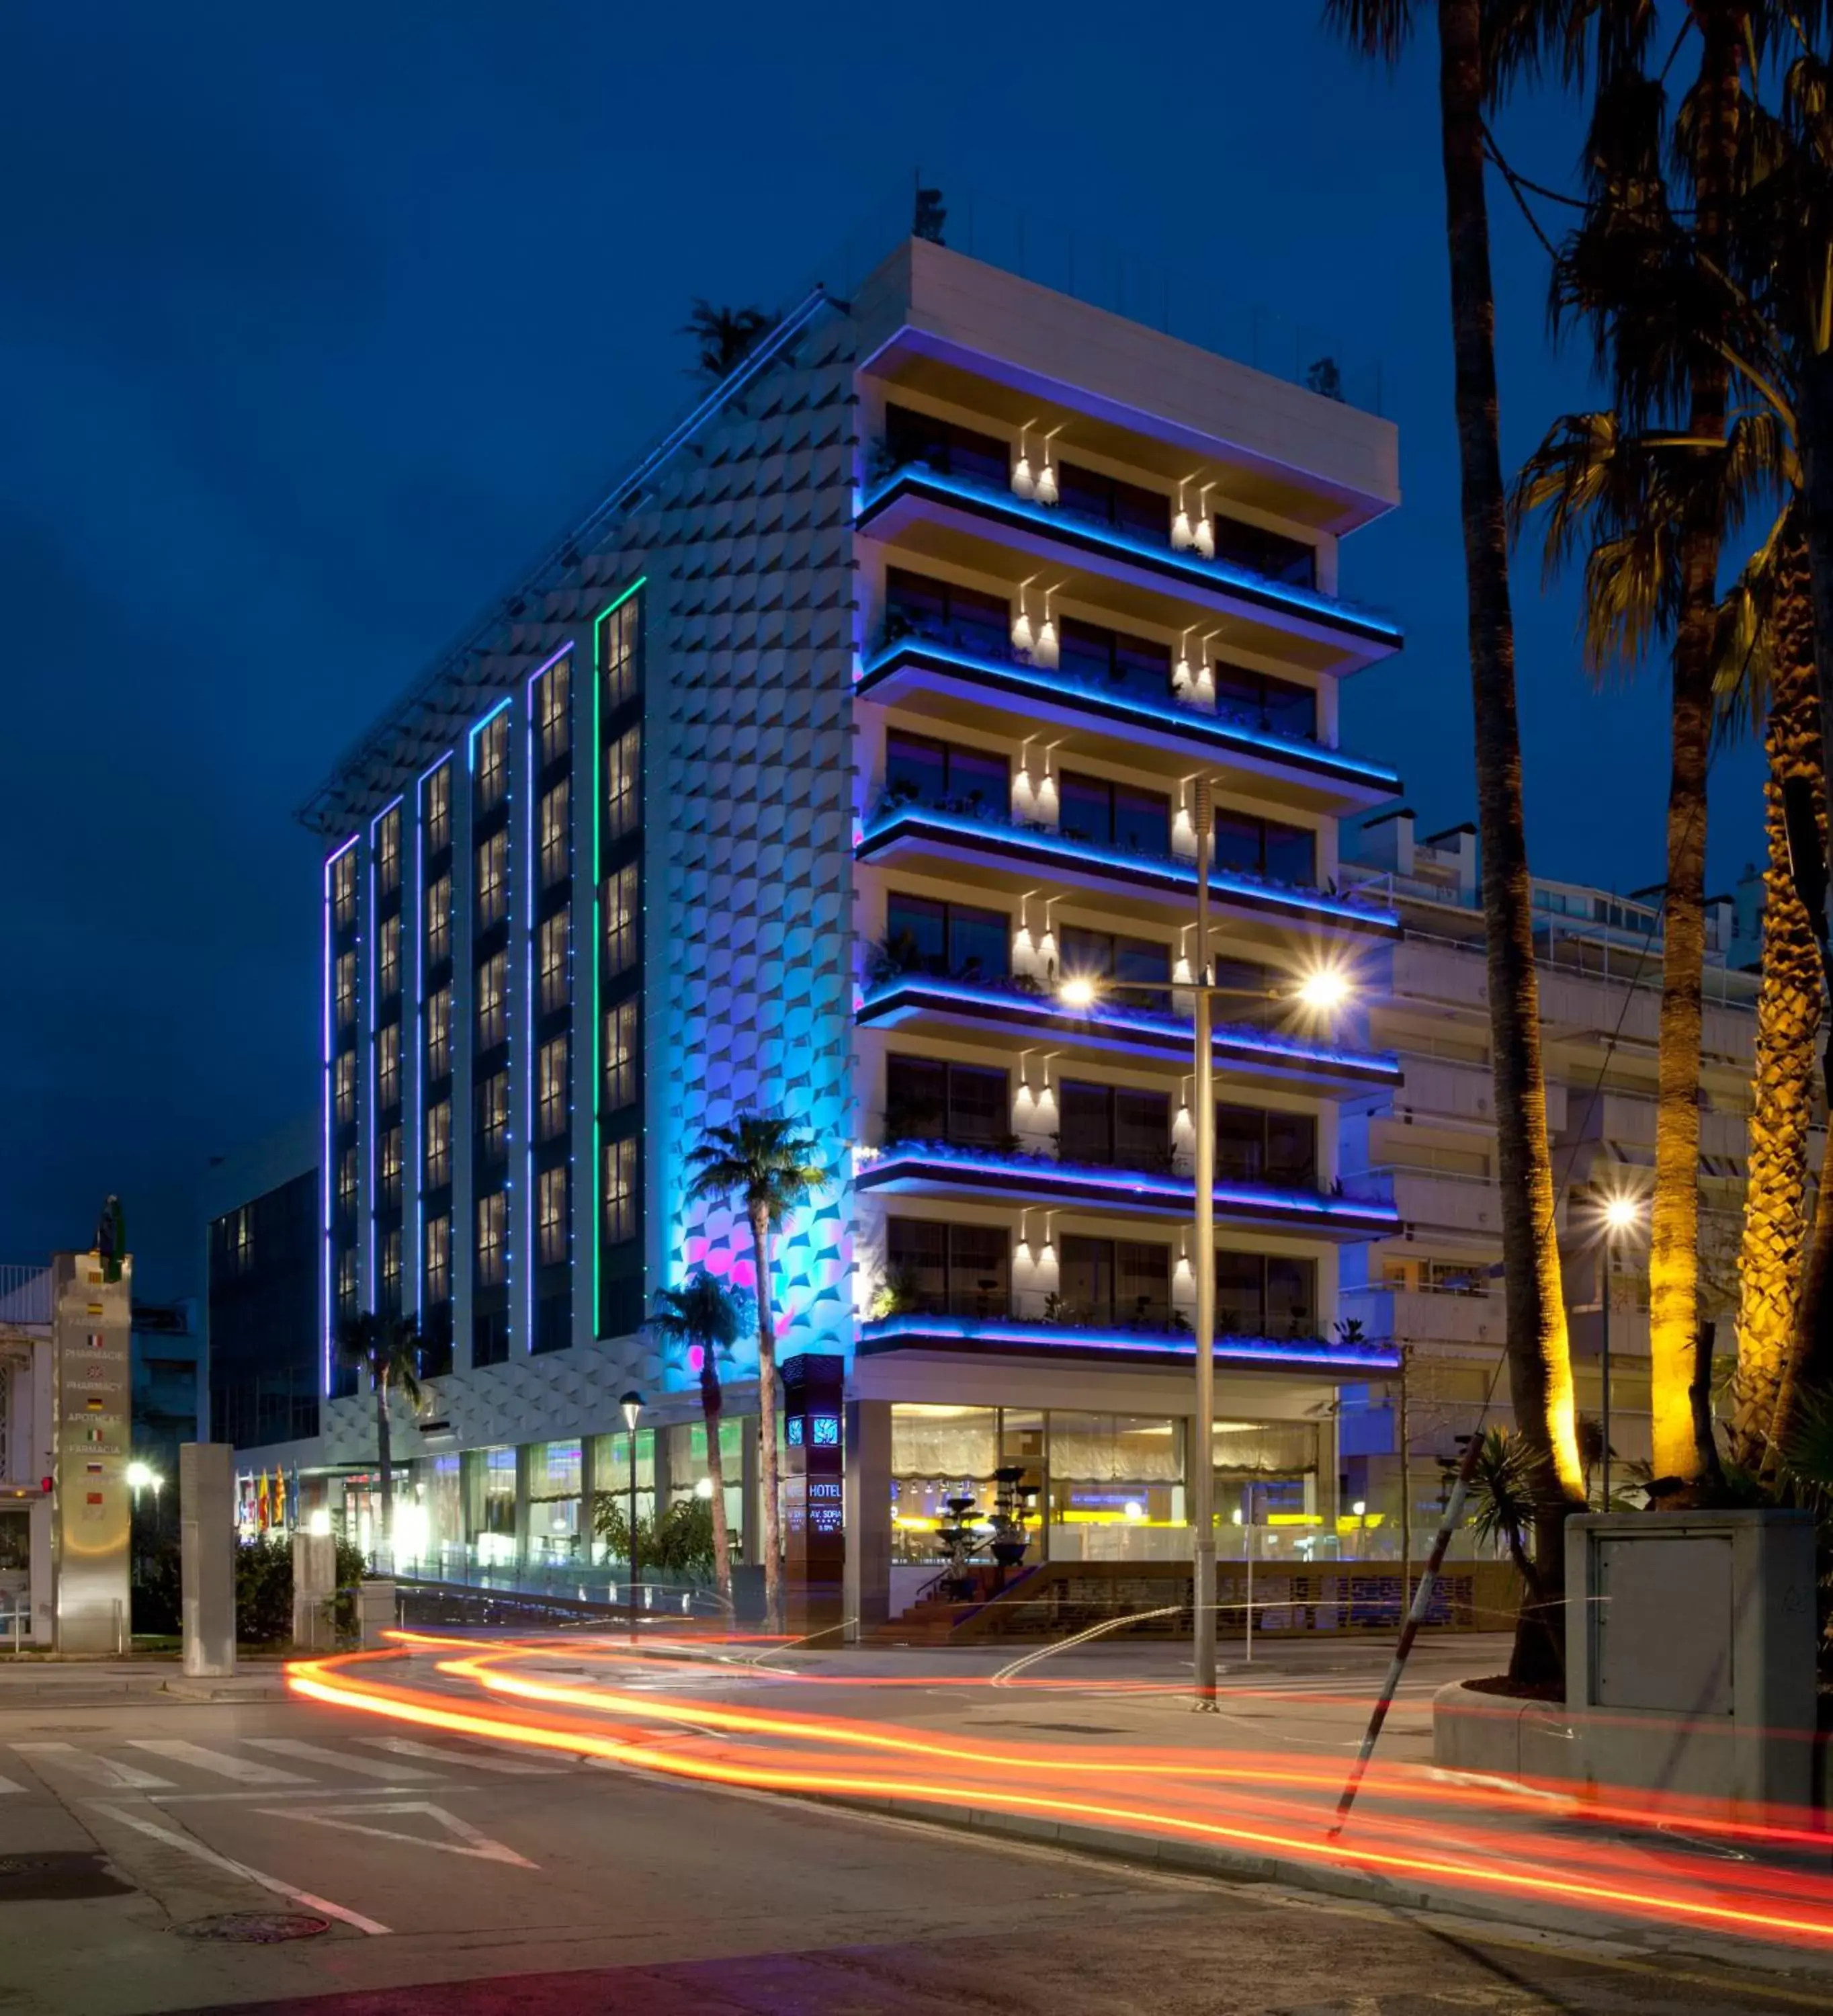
[[1327, 0, 1588, 1675], [686, 1114, 834, 1631], [681, 300, 772, 381], [334, 1310, 423, 1552], [647, 1271, 744, 1608]]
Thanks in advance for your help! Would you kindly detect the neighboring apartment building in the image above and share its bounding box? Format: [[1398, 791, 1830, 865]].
[[1334, 807, 1764, 1529], [250, 230, 1410, 1622]]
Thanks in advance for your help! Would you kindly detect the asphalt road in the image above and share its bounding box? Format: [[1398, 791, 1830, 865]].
[[0, 1638, 1826, 2016]]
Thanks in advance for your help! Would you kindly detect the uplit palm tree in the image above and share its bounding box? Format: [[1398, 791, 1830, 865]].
[[647, 1271, 744, 1608], [1326, 0, 1590, 1674], [686, 1114, 834, 1632], [335, 1311, 424, 1550], [681, 300, 773, 381]]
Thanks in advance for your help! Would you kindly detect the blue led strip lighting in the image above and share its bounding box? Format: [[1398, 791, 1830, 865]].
[[857, 1313, 1400, 1374], [856, 807, 1401, 935], [857, 638, 1401, 792], [855, 466, 1402, 649], [467, 696, 512, 770], [321, 834, 358, 1394]]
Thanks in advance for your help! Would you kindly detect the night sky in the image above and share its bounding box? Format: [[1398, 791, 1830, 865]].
[[4, 3, 1766, 1300]]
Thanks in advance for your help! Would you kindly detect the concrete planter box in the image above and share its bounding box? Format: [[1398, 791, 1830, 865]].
[[1433, 1509, 1818, 1818]]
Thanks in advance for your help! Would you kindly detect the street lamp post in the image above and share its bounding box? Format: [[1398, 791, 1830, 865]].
[[621, 1389, 644, 1645], [1598, 1195, 1642, 1510]]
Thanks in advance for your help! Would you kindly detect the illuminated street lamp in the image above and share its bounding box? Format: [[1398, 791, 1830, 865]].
[[1058, 781, 1357, 1710], [1594, 1193, 1646, 1509]]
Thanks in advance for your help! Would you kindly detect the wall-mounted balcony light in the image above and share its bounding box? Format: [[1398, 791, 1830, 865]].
[[1034, 585, 1061, 669], [1012, 577, 1035, 657], [1193, 485, 1216, 560], [1172, 485, 1196, 552], [1035, 426, 1062, 507], [1012, 422, 1039, 501], [1173, 629, 1195, 695], [1195, 630, 1218, 702]]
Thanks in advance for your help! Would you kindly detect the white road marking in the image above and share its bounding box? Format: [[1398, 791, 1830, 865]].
[[90, 1803, 389, 1935], [0, 1771, 26, 1794], [259, 1800, 537, 1868], [12, 1743, 175, 1790], [127, 1740, 310, 1785], [244, 1738, 442, 1781], [357, 1735, 562, 1776]]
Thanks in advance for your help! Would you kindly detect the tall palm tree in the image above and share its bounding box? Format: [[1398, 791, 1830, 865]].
[[335, 1310, 423, 1550], [681, 300, 772, 381], [686, 1114, 834, 1632], [1327, 0, 1587, 1674], [647, 1271, 743, 1607]]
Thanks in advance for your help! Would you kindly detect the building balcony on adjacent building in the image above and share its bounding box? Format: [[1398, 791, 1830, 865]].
[[857, 970, 1400, 1098], [1558, 1088, 1748, 1165], [1338, 1280, 1504, 1349], [856, 1138, 1398, 1239], [857, 1309, 1400, 1376], [1341, 1163, 1562, 1239]]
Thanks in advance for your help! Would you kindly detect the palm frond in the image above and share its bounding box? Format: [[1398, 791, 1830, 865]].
[[1319, 0, 1415, 67]]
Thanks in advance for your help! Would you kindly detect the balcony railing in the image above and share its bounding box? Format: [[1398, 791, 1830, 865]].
[[858, 627, 1400, 798], [857, 1138, 1399, 1236], [859, 1310, 1400, 1374], [857, 455, 1402, 650], [856, 800, 1400, 938], [857, 972, 1402, 1087]]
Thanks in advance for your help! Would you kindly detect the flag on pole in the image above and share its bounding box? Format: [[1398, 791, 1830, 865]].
[[257, 1471, 271, 1530], [273, 1468, 288, 1529]]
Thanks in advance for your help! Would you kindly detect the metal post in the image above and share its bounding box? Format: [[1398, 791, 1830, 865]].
[[1244, 1481, 1254, 1665], [1397, 1344, 1412, 1615], [1601, 1234, 1613, 1511], [1191, 780, 1217, 1710], [628, 1429, 640, 1647]]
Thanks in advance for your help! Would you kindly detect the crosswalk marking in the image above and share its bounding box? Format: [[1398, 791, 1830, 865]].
[[126, 1740, 309, 1785], [0, 1771, 27, 1794], [12, 1742, 174, 1790], [358, 1735, 562, 1777], [244, 1738, 441, 1781]]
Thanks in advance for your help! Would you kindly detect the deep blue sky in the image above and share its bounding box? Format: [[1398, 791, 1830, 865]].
[[3, 3, 1766, 1300]]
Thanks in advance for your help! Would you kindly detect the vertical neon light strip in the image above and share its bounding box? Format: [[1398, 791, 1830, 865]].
[[591, 577, 644, 1338], [323, 834, 357, 1394], [523, 643, 569, 1348], [366, 796, 402, 1317]]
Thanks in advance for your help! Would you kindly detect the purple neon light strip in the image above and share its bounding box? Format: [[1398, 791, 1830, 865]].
[[857, 1313, 1399, 1372]]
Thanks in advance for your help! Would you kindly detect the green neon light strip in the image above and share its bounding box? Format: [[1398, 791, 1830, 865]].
[[592, 574, 645, 1337]]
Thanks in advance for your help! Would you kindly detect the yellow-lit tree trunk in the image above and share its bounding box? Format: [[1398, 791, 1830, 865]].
[[1730, 547, 1824, 1472]]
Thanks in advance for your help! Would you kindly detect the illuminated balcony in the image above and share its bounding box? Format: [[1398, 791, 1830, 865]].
[[857, 1310, 1400, 1376], [854, 1140, 1399, 1241], [857, 972, 1400, 1098], [856, 461, 1400, 669], [855, 802, 1400, 943], [856, 632, 1399, 817]]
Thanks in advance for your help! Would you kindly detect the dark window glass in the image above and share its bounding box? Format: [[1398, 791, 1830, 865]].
[[884, 729, 1009, 814], [1214, 1105, 1317, 1189], [948, 744, 1009, 811], [1057, 463, 1168, 544], [1057, 771, 1170, 855], [884, 405, 1009, 489], [1210, 517, 1317, 589], [1113, 1089, 1170, 1171], [1211, 662, 1318, 739], [1115, 935, 1172, 984], [1060, 1236, 1171, 1325], [886, 1219, 1011, 1316], [1058, 1083, 1168, 1171], [885, 893, 946, 974], [1266, 1111, 1318, 1187], [1059, 926, 1170, 987], [884, 894, 1009, 981], [1058, 1234, 1115, 1322], [948, 1065, 1009, 1146], [1113, 784, 1170, 855], [1058, 1081, 1112, 1165], [1215, 1251, 1267, 1335], [947, 904, 1009, 981], [1210, 808, 1317, 885], [1263, 820, 1317, 885], [1267, 1257, 1317, 1335], [887, 1218, 948, 1312], [1056, 771, 1113, 846], [1212, 955, 1279, 1030], [1056, 618, 1173, 702], [885, 1056, 947, 1141], [886, 568, 1009, 655]]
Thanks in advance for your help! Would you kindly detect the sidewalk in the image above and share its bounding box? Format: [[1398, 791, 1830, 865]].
[[0, 1658, 288, 1705]]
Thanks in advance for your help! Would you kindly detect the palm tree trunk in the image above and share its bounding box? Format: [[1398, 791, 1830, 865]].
[[749, 1203, 783, 1633], [1437, 0, 1585, 1681], [1731, 549, 1824, 1471], [1650, 10, 1740, 1490], [376, 1376, 393, 1555], [699, 1357, 734, 1609]]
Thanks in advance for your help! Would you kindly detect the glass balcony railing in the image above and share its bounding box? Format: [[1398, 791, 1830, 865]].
[[859, 625, 1401, 795], [858, 1310, 1401, 1374], [857, 454, 1402, 650]]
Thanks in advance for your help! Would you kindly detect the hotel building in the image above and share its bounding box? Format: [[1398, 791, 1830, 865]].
[[271, 230, 1410, 1623]]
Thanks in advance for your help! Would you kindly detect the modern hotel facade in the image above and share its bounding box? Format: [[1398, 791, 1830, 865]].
[[273, 235, 1410, 1622]]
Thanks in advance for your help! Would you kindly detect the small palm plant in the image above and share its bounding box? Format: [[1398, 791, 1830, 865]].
[[1465, 1427, 1540, 1601], [681, 300, 772, 380], [647, 1271, 744, 1609], [334, 1311, 424, 1553], [687, 1114, 834, 1632]]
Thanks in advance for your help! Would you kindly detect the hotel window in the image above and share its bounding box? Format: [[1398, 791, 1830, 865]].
[[425, 1214, 451, 1304], [333, 847, 357, 928], [477, 951, 507, 1050], [377, 912, 400, 1002], [540, 779, 570, 887], [884, 567, 1009, 657], [604, 999, 638, 1111], [538, 655, 571, 765], [1055, 460, 1170, 542], [599, 595, 640, 710], [336, 1247, 357, 1318], [425, 762, 452, 853], [380, 1124, 402, 1208], [1210, 808, 1316, 886], [376, 1021, 401, 1111], [883, 730, 1009, 816], [538, 1035, 569, 1141], [476, 1070, 509, 1165], [1216, 1253, 1316, 1337], [538, 907, 570, 1016], [376, 808, 402, 898], [886, 1218, 1010, 1317], [538, 1165, 568, 1266], [230, 1206, 253, 1273], [1058, 1235, 1171, 1326], [884, 1055, 1008, 1146], [1058, 617, 1174, 702], [1058, 1081, 1170, 1171], [477, 828, 509, 929], [425, 874, 451, 965], [883, 892, 1009, 982], [884, 404, 1010, 489], [425, 1100, 452, 1188], [1058, 926, 1170, 988], [335, 1147, 357, 1217], [1211, 662, 1318, 740], [604, 1136, 638, 1245], [1214, 1103, 1318, 1189], [427, 984, 452, 1079], [476, 1189, 507, 1287], [605, 725, 640, 840], [476, 712, 509, 810], [603, 864, 639, 976], [380, 1227, 402, 1310], [335, 950, 357, 1029], [1056, 771, 1170, 855], [334, 1050, 357, 1125]]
